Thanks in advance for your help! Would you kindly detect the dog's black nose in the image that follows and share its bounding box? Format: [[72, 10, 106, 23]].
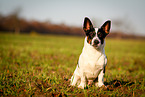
[[94, 40, 99, 45]]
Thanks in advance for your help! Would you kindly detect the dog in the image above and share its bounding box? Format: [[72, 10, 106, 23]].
[[70, 17, 111, 89]]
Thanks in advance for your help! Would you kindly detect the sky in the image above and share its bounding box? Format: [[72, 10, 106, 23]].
[[0, 0, 145, 36]]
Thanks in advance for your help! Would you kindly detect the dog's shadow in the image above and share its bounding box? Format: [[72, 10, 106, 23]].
[[104, 79, 135, 91]]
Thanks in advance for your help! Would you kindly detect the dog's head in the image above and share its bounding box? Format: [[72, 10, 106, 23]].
[[83, 17, 111, 49]]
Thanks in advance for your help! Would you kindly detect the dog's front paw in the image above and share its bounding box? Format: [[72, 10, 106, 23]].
[[70, 82, 77, 86], [95, 83, 107, 90], [78, 85, 85, 89], [95, 82, 104, 87], [78, 83, 86, 89]]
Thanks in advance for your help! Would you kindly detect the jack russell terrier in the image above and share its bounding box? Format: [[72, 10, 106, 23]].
[[70, 17, 111, 89]]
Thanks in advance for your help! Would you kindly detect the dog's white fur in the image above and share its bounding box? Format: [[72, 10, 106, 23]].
[[70, 18, 110, 89]]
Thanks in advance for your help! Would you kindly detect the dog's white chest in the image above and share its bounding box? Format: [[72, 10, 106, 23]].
[[77, 39, 107, 79], [79, 52, 106, 79]]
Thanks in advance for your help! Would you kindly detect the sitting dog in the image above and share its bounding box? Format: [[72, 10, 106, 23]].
[[70, 17, 111, 89]]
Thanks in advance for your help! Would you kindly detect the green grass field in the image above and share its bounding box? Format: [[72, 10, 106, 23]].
[[0, 33, 145, 96]]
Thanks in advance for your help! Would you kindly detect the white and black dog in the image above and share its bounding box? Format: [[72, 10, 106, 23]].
[[70, 17, 111, 89]]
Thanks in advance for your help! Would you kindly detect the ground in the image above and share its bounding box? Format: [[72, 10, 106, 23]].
[[0, 33, 145, 96]]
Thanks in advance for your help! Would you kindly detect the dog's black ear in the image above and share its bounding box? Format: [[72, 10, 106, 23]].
[[83, 17, 94, 36], [101, 20, 111, 35]]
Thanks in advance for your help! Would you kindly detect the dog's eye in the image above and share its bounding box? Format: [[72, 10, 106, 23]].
[[97, 32, 102, 38], [89, 31, 96, 38], [98, 32, 100, 35]]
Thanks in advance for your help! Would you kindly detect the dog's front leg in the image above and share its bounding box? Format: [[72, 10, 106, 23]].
[[70, 74, 80, 86], [78, 75, 86, 89], [95, 69, 105, 87]]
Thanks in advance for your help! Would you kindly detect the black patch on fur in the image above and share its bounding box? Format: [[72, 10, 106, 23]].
[[97, 28, 107, 44], [86, 28, 96, 44], [83, 17, 96, 44], [103, 66, 106, 73], [85, 26, 95, 36], [97, 20, 111, 44]]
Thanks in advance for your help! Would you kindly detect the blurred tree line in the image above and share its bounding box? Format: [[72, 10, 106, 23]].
[[0, 10, 84, 36], [0, 9, 144, 39]]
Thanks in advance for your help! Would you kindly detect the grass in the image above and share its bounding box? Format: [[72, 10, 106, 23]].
[[0, 33, 145, 96]]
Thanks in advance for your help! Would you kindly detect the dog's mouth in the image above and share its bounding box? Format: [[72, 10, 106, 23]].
[[93, 44, 98, 47], [92, 42, 102, 49], [92, 44, 99, 49]]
